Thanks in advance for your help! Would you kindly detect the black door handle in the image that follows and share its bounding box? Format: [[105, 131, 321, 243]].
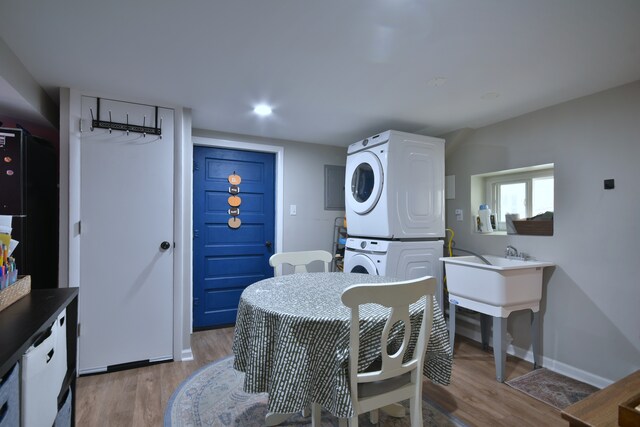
[[265, 241, 272, 248], [160, 241, 171, 250]]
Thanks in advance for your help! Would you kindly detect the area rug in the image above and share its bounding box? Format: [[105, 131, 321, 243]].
[[165, 356, 467, 426], [506, 368, 599, 410]]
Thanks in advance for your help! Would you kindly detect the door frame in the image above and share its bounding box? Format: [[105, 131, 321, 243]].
[[188, 136, 284, 329]]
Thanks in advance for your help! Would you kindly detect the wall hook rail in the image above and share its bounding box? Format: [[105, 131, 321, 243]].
[[91, 98, 162, 136]]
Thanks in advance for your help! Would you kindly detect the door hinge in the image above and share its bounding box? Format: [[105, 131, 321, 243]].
[[193, 297, 199, 307], [77, 323, 81, 337], [193, 229, 199, 239], [193, 160, 199, 172], [78, 221, 81, 234]]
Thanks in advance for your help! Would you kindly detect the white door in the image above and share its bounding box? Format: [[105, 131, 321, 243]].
[[78, 97, 174, 373]]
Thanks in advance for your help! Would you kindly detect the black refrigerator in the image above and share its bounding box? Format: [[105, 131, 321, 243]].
[[0, 127, 58, 288]]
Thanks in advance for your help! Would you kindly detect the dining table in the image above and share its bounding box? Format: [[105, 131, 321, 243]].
[[232, 272, 452, 421]]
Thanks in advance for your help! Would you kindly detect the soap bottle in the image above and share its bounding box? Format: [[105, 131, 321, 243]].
[[478, 204, 493, 233]]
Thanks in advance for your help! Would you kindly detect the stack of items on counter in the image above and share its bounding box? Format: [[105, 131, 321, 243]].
[[0, 214, 19, 289]]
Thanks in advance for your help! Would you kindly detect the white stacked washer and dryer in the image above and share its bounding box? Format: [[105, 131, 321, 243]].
[[343, 130, 446, 307]]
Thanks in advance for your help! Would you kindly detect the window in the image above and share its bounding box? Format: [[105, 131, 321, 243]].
[[472, 164, 554, 233]]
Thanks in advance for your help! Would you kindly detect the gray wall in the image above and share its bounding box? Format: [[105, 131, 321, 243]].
[[283, 144, 346, 253], [443, 80, 640, 385], [0, 37, 57, 128], [192, 129, 347, 260]]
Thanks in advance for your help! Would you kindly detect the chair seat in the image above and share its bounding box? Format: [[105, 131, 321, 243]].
[[357, 372, 412, 398]]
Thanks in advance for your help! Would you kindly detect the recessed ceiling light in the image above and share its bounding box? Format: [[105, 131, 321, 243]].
[[481, 92, 500, 100], [427, 77, 447, 87], [253, 104, 273, 116]]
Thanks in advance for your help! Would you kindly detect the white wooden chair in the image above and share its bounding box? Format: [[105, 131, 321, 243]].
[[312, 275, 436, 427], [268, 250, 333, 276]]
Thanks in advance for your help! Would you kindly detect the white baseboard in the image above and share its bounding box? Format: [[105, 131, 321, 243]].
[[453, 317, 613, 389], [180, 348, 194, 362]]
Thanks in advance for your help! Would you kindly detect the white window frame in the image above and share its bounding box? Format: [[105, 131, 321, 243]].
[[486, 167, 554, 231]]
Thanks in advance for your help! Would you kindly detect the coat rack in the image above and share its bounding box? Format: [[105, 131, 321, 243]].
[[90, 98, 162, 137]]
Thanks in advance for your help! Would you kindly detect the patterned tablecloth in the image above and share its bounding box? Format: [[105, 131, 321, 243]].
[[232, 272, 452, 418]]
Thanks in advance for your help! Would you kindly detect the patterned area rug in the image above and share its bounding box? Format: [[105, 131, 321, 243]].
[[506, 368, 599, 410], [165, 356, 467, 426]]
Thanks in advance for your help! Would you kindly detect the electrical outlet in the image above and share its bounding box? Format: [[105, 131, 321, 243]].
[[455, 209, 463, 221]]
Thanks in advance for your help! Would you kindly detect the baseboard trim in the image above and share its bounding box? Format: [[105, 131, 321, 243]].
[[180, 348, 194, 362], [454, 320, 613, 389]]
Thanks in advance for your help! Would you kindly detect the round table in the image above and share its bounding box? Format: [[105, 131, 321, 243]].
[[232, 272, 452, 419]]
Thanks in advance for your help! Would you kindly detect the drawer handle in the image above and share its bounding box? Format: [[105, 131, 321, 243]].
[[46, 349, 55, 363]]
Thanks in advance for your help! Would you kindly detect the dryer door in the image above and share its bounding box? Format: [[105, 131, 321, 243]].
[[346, 151, 383, 215], [345, 253, 378, 275]]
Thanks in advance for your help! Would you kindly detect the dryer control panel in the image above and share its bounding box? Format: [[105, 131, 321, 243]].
[[347, 131, 390, 154]]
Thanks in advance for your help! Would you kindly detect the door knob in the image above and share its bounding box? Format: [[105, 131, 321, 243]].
[[265, 241, 272, 248], [160, 241, 171, 250]]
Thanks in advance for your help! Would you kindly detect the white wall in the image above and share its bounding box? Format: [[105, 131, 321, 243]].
[[443, 80, 640, 386]]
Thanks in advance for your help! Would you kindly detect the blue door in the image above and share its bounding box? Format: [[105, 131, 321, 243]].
[[193, 146, 275, 328]]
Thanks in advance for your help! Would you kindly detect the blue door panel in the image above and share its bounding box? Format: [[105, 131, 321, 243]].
[[204, 308, 240, 327], [204, 275, 266, 289], [205, 255, 265, 278], [193, 146, 275, 328], [204, 288, 245, 310], [204, 159, 265, 184], [223, 193, 265, 213], [204, 192, 265, 214], [204, 224, 265, 245]]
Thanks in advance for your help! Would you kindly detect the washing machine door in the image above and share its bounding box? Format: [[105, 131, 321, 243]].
[[346, 254, 378, 275], [346, 151, 383, 215]]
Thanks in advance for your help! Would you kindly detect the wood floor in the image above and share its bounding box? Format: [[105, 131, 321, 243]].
[[75, 329, 565, 426]]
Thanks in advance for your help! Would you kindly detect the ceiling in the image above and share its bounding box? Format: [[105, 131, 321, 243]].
[[1, 0, 639, 146]]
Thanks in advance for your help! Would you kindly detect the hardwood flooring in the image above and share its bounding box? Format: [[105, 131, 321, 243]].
[[75, 329, 564, 426]]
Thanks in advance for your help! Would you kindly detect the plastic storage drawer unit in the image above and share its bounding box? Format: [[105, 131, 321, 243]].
[[0, 363, 20, 427], [21, 311, 67, 427], [54, 388, 72, 427]]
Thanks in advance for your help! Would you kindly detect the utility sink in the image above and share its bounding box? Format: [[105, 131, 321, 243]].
[[440, 255, 554, 316], [440, 255, 555, 382]]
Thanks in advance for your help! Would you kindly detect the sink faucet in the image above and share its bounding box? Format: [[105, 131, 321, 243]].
[[505, 245, 518, 258]]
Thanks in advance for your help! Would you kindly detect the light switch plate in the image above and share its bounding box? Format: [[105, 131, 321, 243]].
[[290, 205, 297, 215]]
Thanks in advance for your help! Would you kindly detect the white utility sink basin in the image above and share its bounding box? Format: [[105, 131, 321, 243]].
[[440, 255, 554, 316], [441, 254, 555, 382]]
